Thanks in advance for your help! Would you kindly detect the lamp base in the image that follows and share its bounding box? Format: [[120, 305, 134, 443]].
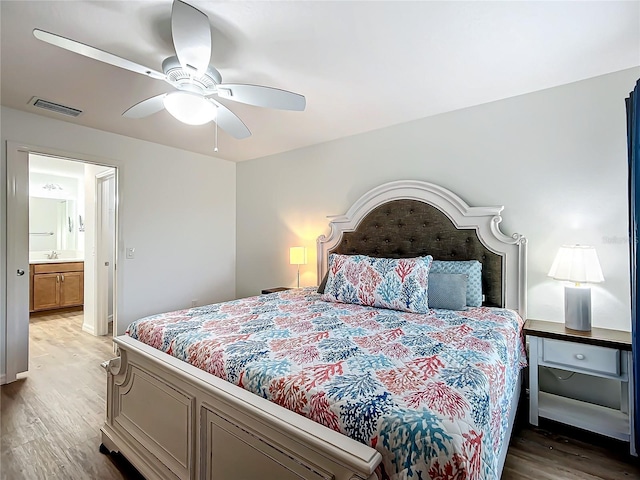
[[564, 285, 591, 331]]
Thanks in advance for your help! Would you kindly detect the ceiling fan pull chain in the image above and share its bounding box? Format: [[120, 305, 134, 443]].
[[214, 119, 219, 153]]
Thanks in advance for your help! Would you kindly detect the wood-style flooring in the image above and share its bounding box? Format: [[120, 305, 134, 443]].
[[1, 311, 639, 479], [1, 311, 143, 480]]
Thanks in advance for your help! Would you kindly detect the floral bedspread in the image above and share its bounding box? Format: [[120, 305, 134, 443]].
[[127, 288, 526, 480]]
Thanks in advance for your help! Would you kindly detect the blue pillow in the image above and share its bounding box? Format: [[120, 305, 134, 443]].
[[430, 260, 482, 307], [428, 273, 468, 310]]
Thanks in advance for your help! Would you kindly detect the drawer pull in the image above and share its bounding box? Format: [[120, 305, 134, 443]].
[[575, 353, 585, 360]]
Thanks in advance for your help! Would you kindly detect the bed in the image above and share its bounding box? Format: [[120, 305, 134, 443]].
[[100, 179, 528, 480]]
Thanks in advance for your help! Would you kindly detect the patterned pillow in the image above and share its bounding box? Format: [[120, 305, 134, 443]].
[[430, 260, 482, 307], [321, 254, 433, 313], [427, 273, 468, 310]]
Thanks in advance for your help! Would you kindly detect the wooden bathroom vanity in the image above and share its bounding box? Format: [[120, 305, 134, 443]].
[[29, 261, 84, 312]]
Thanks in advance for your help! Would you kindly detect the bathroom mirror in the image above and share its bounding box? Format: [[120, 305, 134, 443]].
[[29, 197, 77, 252]]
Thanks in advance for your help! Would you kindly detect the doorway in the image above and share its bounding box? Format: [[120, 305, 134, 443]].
[[28, 154, 116, 335], [5, 145, 118, 383]]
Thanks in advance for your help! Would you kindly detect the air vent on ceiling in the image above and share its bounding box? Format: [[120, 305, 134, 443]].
[[28, 97, 83, 117]]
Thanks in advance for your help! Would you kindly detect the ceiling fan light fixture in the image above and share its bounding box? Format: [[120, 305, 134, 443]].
[[163, 91, 216, 125]]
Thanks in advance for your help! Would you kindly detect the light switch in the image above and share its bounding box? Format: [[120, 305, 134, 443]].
[[126, 247, 135, 259]]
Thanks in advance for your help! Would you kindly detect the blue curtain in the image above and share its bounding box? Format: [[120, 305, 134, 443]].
[[627, 79, 640, 453]]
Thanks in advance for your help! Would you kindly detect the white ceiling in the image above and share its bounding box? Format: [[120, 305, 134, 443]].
[[1, 1, 638, 162]]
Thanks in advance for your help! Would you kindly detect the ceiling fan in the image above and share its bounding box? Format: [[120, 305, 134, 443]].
[[33, 0, 306, 141]]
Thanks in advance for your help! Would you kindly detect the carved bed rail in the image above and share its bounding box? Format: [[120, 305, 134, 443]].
[[101, 336, 381, 480]]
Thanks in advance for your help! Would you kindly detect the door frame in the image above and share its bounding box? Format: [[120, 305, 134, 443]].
[[95, 170, 116, 336], [4, 140, 121, 383]]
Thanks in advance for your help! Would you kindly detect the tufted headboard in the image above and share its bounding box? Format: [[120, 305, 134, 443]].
[[329, 198, 503, 307], [317, 180, 527, 316]]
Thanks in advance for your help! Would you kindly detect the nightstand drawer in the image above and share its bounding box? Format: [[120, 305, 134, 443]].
[[542, 338, 620, 376]]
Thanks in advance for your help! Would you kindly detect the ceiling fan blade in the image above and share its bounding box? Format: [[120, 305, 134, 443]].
[[33, 29, 165, 80], [216, 84, 306, 111], [171, 0, 211, 76], [211, 101, 251, 139], [123, 94, 167, 118]]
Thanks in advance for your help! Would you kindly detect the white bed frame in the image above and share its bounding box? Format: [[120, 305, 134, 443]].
[[101, 180, 527, 480]]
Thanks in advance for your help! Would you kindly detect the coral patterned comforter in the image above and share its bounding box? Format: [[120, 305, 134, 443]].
[[126, 288, 526, 480]]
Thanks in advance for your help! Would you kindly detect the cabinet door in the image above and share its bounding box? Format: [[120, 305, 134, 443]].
[[33, 273, 60, 311], [60, 271, 84, 307]]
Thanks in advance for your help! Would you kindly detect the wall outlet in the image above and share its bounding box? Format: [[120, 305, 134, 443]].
[[191, 299, 198, 307], [126, 247, 135, 259]]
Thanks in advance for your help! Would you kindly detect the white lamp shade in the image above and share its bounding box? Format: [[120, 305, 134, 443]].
[[548, 245, 604, 284], [163, 91, 217, 125], [289, 247, 307, 265]]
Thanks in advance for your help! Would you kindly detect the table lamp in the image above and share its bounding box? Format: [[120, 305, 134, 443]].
[[548, 245, 604, 331], [289, 246, 307, 288]]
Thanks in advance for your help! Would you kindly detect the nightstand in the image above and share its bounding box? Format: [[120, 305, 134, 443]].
[[261, 287, 291, 295], [524, 319, 635, 455]]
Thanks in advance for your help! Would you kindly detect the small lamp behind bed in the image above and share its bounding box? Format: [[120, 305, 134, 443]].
[[289, 246, 307, 288], [548, 245, 604, 331]]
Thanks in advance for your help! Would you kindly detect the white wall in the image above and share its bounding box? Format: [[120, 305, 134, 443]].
[[237, 67, 639, 333], [1, 106, 237, 380]]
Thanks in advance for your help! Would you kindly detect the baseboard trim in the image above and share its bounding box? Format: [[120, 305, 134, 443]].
[[82, 322, 96, 335], [30, 305, 83, 317], [0, 373, 6, 385]]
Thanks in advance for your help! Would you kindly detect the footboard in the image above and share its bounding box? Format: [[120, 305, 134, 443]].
[[101, 335, 382, 480]]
